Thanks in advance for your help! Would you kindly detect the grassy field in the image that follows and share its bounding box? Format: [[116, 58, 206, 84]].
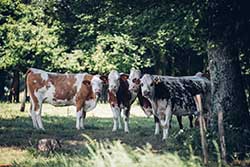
[[0, 102, 224, 166]]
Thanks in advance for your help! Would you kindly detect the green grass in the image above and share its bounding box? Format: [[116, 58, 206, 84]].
[[0, 102, 229, 166]]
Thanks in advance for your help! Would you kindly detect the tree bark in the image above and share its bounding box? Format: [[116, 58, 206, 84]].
[[0, 71, 6, 101], [208, 42, 250, 161], [9, 70, 20, 103]]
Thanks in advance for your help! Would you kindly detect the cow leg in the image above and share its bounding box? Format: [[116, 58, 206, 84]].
[[123, 107, 130, 133], [76, 107, 83, 130], [189, 115, 194, 128], [80, 111, 86, 129], [154, 115, 160, 135], [161, 104, 172, 140], [35, 102, 44, 130], [111, 106, 120, 131], [176, 116, 184, 132], [29, 100, 38, 129], [117, 109, 122, 129]]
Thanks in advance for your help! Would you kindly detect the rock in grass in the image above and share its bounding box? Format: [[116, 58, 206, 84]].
[[37, 138, 61, 153]]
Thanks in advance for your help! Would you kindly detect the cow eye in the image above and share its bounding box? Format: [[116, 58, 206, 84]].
[[150, 82, 154, 86], [132, 78, 136, 83], [141, 83, 144, 87]]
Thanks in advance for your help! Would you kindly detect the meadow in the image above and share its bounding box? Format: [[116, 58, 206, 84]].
[[0, 102, 226, 166]]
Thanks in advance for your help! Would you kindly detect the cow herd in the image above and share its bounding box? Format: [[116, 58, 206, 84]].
[[20, 68, 211, 140]]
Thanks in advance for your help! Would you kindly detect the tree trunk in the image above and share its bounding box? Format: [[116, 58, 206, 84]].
[[9, 70, 20, 103], [208, 42, 250, 161], [0, 71, 5, 101]]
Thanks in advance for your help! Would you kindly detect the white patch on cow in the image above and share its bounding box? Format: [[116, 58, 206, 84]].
[[148, 98, 157, 115], [40, 72, 48, 81], [124, 119, 129, 133], [117, 110, 122, 129], [76, 108, 83, 130], [34, 86, 47, 104], [157, 99, 168, 112], [91, 75, 103, 95], [162, 127, 169, 140], [35, 109, 44, 130], [84, 99, 97, 112], [154, 122, 160, 135], [161, 103, 172, 140], [31, 68, 48, 81], [128, 69, 141, 92], [74, 73, 86, 92], [80, 116, 85, 129], [111, 106, 119, 131], [140, 74, 154, 98], [29, 96, 38, 129], [108, 70, 120, 92], [30, 85, 45, 130]]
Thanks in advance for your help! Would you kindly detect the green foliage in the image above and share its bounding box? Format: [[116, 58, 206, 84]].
[[87, 34, 150, 73], [0, 1, 65, 72]]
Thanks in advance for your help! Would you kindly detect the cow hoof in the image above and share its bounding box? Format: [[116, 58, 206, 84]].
[[125, 130, 129, 133], [112, 129, 117, 132]]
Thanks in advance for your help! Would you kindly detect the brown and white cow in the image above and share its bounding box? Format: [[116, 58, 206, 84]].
[[20, 68, 106, 130], [107, 70, 137, 132]]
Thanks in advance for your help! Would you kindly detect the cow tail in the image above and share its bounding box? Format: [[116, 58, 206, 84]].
[[20, 70, 30, 112]]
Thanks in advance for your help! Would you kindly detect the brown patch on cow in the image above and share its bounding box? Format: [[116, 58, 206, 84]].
[[108, 91, 118, 107], [75, 81, 94, 111], [120, 74, 129, 81], [84, 74, 93, 82], [48, 74, 77, 101], [83, 74, 99, 100], [82, 80, 91, 85], [26, 70, 47, 111]]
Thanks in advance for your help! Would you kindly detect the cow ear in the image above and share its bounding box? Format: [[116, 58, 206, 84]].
[[120, 74, 129, 81], [100, 75, 108, 84], [154, 77, 161, 85], [82, 80, 91, 85], [202, 71, 210, 80]]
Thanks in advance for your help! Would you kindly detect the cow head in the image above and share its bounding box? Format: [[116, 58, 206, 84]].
[[108, 70, 120, 94], [128, 69, 141, 93], [140, 74, 155, 98], [91, 75, 105, 97]]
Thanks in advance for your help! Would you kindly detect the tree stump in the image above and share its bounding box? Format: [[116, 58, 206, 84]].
[[37, 138, 61, 153]]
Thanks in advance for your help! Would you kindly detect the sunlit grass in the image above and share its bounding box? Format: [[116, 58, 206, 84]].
[[0, 102, 225, 166]]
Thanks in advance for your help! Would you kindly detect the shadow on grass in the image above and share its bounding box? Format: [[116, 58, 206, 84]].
[[0, 114, 202, 158]]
